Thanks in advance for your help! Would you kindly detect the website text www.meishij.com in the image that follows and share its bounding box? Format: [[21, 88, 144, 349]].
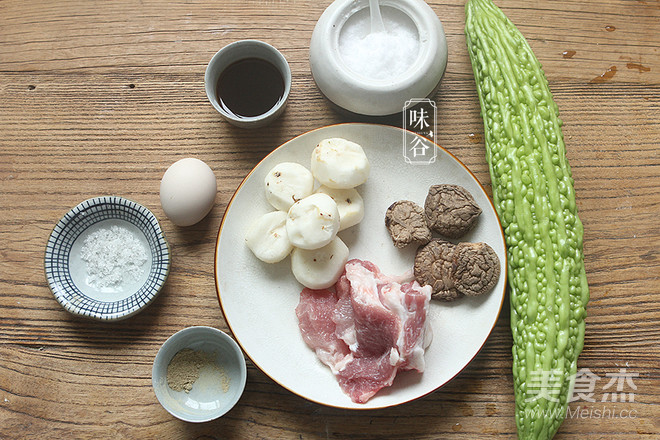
[[525, 405, 638, 420]]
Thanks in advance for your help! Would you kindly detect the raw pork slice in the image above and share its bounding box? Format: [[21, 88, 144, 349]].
[[295, 259, 432, 403], [295, 288, 353, 374]]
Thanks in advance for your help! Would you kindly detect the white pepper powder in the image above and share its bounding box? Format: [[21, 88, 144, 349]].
[[166, 348, 231, 393]]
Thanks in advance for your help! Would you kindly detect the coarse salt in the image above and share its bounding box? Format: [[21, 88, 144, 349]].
[[338, 6, 420, 81], [80, 225, 148, 289]]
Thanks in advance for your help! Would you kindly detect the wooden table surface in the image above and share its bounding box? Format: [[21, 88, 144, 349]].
[[1, 0, 658, 438]]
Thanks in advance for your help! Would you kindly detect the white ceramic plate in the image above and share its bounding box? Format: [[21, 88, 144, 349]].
[[215, 124, 506, 409]]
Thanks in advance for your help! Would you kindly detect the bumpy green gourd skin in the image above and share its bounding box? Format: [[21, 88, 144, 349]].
[[464, 0, 589, 439]]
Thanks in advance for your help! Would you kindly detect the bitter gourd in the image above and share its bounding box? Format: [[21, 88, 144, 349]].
[[464, 0, 589, 438]]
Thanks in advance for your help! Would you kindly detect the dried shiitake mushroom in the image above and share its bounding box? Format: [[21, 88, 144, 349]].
[[385, 200, 432, 248], [414, 239, 463, 301], [424, 184, 482, 238], [452, 242, 500, 296]]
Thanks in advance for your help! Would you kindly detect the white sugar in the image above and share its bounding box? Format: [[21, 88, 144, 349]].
[[80, 225, 148, 289], [338, 5, 420, 81]]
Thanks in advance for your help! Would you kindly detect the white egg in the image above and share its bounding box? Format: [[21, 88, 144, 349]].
[[245, 211, 293, 263], [286, 193, 340, 250], [311, 138, 370, 189], [160, 158, 217, 227], [291, 236, 349, 289], [264, 162, 314, 211], [315, 185, 365, 231]]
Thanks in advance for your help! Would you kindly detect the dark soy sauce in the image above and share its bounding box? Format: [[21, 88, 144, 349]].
[[216, 58, 285, 118]]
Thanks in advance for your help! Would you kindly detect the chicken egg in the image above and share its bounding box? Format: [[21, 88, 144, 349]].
[[160, 158, 217, 226]]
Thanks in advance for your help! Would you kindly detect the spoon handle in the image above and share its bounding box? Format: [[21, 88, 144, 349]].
[[369, 0, 385, 33]]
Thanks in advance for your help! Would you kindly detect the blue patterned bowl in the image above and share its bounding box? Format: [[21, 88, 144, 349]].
[[45, 196, 170, 321]]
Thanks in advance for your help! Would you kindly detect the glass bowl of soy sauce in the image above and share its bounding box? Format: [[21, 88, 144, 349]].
[[205, 40, 291, 128]]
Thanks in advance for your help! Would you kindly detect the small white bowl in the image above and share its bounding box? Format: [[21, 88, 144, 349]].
[[44, 196, 170, 321], [152, 326, 247, 423], [309, 0, 447, 116], [205, 40, 291, 129]]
